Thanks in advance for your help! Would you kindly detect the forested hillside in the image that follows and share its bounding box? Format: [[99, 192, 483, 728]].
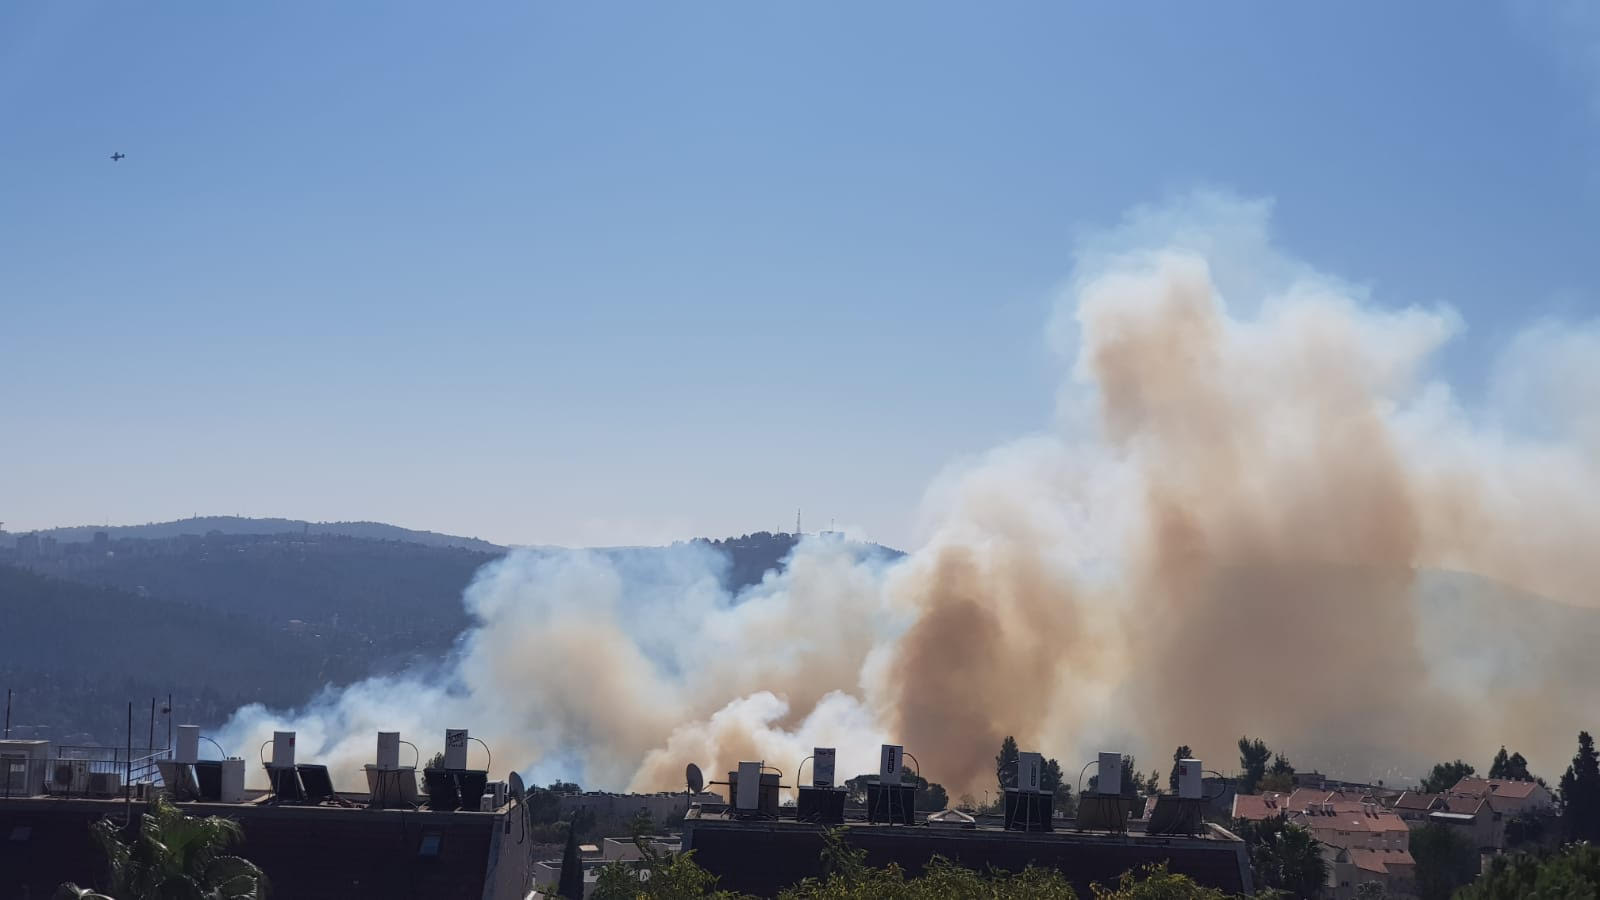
[[0, 565, 370, 746], [1, 522, 901, 746]]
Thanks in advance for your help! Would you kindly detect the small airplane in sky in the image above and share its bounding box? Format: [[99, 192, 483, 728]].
[[110, 152, 125, 161]]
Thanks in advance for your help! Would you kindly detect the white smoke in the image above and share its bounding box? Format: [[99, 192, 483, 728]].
[[218, 190, 1600, 794]]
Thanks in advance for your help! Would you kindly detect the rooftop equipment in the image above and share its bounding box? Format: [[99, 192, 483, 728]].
[[262, 731, 305, 802], [796, 747, 846, 825], [365, 730, 419, 809], [725, 762, 783, 818], [176, 725, 201, 765], [423, 728, 489, 811], [1074, 751, 1132, 833], [1147, 759, 1212, 836], [0, 740, 53, 797], [1004, 750, 1053, 832], [866, 744, 915, 825]]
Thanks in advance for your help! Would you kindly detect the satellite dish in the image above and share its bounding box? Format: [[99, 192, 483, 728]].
[[508, 771, 526, 802], [686, 763, 704, 794]]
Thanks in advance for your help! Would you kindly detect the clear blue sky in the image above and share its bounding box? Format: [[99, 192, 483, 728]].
[[2, 1, 1596, 549]]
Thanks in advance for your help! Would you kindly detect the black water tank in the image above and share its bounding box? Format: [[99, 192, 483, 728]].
[[796, 787, 846, 824], [865, 782, 915, 825], [1003, 789, 1054, 831]]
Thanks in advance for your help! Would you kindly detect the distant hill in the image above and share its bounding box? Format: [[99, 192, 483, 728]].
[[17, 516, 504, 553], [0, 518, 903, 744], [0, 564, 374, 747]]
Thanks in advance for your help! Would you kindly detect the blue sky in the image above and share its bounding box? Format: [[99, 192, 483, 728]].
[[2, 1, 1596, 549]]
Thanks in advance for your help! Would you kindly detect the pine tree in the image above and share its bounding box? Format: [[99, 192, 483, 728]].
[[1490, 746, 1511, 779], [995, 735, 1019, 793], [559, 815, 585, 899], [1238, 737, 1271, 794], [1561, 731, 1600, 843], [1489, 745, 1536, 782], [1040, 757, 1064, 794]]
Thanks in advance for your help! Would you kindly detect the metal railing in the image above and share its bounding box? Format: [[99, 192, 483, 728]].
[[1, 746, 171, 799], [58, 745, 171, 786]]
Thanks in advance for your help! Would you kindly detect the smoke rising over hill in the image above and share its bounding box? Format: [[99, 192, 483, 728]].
[[218, 192, 1600, 794]]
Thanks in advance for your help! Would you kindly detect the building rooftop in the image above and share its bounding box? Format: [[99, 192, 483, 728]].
[[1453, 777, 1548, 801], [1392, 790, 1441, 811], [1, 792, 533, 899], [1344, 846, 1415, 875], [680, 814, 1251, 896]]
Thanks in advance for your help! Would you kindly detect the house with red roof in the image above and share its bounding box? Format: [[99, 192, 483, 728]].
[[1232, 788, 1416, 898]]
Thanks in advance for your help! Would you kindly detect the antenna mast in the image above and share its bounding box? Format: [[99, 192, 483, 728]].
[[795, 509, 801, 537]]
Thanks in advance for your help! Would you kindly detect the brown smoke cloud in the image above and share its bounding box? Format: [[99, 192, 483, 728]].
[[219, 191, 1600, 795]]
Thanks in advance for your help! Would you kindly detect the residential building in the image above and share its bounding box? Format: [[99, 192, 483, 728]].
[[1233, 789, 1414, 898]]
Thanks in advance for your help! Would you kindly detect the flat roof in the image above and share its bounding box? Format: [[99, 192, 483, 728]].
[[0, 791, 511, 816], [682, 816, 1252, 897]]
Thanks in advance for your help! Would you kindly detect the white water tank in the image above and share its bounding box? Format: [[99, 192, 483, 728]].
[[444, 729, 468, 770], [176, 725, 200, 764], [1178, 758, 1203, 799], [879, 744, 903, 785], [1018, 751, 1044, 793], [812, 747, 835, 788], [271, 731, 295, 768], [220, 758, 246, 803], [377, 732, 400, 770], [1097, 752, 1122, 796], [735, 761, 761, 810]]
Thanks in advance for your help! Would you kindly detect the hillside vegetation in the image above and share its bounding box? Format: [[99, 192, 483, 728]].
[[0, 520, 898, 746]]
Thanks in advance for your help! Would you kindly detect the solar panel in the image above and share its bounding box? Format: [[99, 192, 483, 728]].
[[296, 764, 336, 803]]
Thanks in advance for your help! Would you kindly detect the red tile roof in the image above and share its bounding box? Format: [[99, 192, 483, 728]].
[[1439, 793, 1485, 815], [1453, 777, 1543, 800], [1230, 791, 1291, 821], [1392, 791, 1440, 811], [1346, 847, 1415, 875]]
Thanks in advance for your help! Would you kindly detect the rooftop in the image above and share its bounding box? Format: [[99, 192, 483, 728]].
[[680, 813, 1252, 896], [1344, 846, 1416, 875], [1453, 777, 1548, 801], [1, 793, 530, 899], [1392, 790, 1440, 811]]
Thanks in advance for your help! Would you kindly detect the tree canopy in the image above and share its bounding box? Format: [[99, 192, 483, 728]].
[[995, 736, 1020, 794], [1488, 746, 1535, 782], [1238, 737, 1272, 794], [1419, 759, 1475, 794], [56, 796, 265, 900], [1457, 841, 1600, 899], [1409, 822, 1478, 900], [1560, 730, 1600, 843], [1234, 818, 1326, 898]]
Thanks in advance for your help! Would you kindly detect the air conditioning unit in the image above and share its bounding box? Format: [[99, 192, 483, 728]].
[[480, 780, 508, 810], [50, 760, 89, 794], [87, 772, 122, 797]]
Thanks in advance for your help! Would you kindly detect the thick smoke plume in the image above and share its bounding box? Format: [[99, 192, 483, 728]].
[[219, 192, 1600, 795]]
